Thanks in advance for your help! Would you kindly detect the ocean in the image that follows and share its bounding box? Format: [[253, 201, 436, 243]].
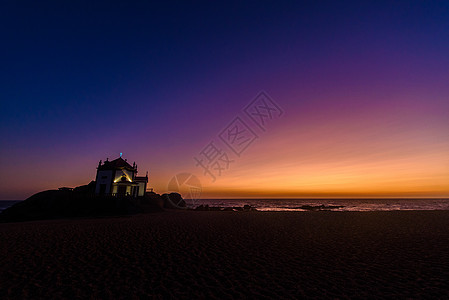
[[190, 198, 449, 211], [2, 199, 449, 213]]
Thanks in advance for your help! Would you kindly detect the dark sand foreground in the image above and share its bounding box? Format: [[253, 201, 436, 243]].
[[1, 211, 449, 299]]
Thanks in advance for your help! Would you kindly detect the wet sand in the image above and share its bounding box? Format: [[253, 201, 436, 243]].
[[1, 210, 449, 298]]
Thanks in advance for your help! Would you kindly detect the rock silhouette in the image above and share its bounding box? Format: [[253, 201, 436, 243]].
[[0, 184, 184, 222]]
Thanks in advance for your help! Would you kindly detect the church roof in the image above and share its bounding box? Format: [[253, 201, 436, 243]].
[[134, 176, 148, 182], [98, 157, 135, 171]]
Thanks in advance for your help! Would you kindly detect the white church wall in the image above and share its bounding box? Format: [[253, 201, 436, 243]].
[[137, 182, 146, 196], [95, 170, 114, 194]]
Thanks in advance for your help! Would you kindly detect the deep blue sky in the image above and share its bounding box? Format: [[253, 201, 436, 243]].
[[1, 1, 448, 199]]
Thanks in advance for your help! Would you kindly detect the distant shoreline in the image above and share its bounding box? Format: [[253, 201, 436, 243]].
[[2, 198, 449, 215]]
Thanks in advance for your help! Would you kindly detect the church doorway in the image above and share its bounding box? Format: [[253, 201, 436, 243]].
[[117, 185, 126, 196]]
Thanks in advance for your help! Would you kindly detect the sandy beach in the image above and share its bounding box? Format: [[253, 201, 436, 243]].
[[1, 210, 449, 298]]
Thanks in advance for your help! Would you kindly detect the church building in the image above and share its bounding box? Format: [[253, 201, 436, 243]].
[[94, 156, 148, 197]]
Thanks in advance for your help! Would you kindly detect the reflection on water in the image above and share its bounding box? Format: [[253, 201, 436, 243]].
[[2, 199, 449, 213], [192, 198, 449, 212]]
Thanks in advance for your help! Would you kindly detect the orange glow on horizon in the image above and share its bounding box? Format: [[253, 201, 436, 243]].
[[183, 100, 449, 199]]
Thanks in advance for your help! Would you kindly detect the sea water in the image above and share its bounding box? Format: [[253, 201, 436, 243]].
[[190, 198, 449, 211], [2, 199, 449, 213]]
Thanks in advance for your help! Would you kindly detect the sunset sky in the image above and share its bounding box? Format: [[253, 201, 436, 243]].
[[1, 1, 448, 200]]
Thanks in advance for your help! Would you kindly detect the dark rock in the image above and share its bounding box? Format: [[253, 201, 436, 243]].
[[161, 193, 186, 209], [195, 204, 210, 211], [0, 188, 142, 223], [299, 205, 344, 211], [73, 181, 96, 194], [140, 192, 164, 212]]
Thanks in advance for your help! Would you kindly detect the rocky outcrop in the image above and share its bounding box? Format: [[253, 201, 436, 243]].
[[161, 193, 186, 209], [0, 186, 190, 222], [299, 205, 344, 211], [0, 189, 141, 222], [0, 183, 191, 222], [140, 192, 165, 212]]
